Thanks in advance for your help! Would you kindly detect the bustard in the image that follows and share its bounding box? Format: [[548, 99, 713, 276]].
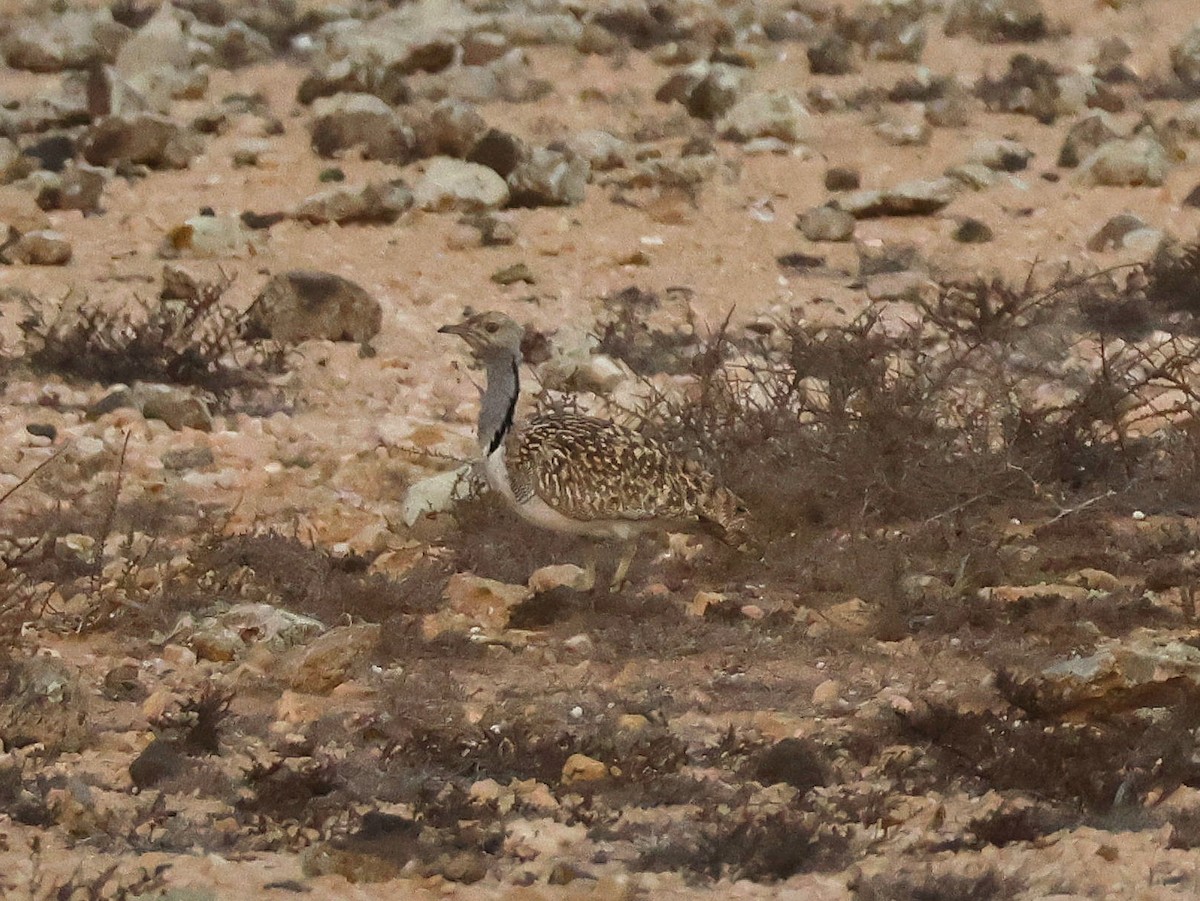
[[439, 310, 755, 592]]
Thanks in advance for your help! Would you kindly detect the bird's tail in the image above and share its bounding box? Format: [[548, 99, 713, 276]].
[[702, 486, 762, 556]]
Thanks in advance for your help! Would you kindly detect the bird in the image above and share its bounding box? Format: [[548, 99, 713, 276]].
[[438, 309, 755, 592]]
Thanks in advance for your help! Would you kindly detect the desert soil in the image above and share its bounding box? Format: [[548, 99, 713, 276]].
[[3, 0, 1200, 898]]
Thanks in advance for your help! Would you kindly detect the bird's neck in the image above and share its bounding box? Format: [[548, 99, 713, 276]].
[[479, 352, 520, 456]]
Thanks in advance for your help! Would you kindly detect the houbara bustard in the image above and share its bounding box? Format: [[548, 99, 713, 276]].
[[439, 310, 755, 592]]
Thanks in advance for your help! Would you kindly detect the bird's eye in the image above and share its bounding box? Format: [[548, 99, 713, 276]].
[[485, 322, 499, 333]]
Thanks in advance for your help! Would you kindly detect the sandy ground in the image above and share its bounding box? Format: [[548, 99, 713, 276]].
[[3, 0, 1200, 898]]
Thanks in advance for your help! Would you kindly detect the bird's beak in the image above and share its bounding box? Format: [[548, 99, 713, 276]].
[[438, 322, 468, 337]]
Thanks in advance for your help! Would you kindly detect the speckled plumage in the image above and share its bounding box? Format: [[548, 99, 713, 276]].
[[440, 310, 754, 589], [505, 412, 744, 537]]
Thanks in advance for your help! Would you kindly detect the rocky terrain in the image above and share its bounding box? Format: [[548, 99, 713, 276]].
[[3, 0, 1200, 897]]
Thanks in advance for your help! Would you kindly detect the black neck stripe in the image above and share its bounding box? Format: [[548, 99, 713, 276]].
[[487, 357, 519, 456]]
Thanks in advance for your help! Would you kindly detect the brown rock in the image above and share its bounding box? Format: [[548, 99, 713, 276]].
[[246, 270, 382, 344], [562, 752, 608, 784], [288, 623, 381, 694]]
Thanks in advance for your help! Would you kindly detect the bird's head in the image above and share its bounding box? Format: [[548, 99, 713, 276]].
[[438, 310, 525, 362]]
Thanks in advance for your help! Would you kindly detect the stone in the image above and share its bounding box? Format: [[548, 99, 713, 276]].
[[720, 91, 814, 144], [797, 205, 856, 242], [414, 157, 510, 211], [422, 99, 489, 158], [1031, 630, 1200, 715], [288, 623, 381, 695], [1058, 113, 1122, 168], [1075, 137, 1170, 187], [246, 270, 382, 344], [655, 61, 747, 121], [874, 110, 931, 146], [161, 213, 261, 259], [291, 179, 413, 225], [0, 656, 89, 753], [176, 603, 324, 662], [5, 230, 72, 266], [491, 262, 535, 285], [944, 0, 1047, 43], [1087, 213, 1149, 252], [2, 10, 129, 73], [466, 129, 528, 178], [44, 163, 107, 214], [161, 445, 215, 471], [925, 86, 977, 128], [561, 753, 608, 784], [1069, 568, 1123, 592], [953, 218, 994, 243], [133, 383, 213, 431], [811, 679, 842, 708], [528, 564, 593, 593], [462, 31, 510, 66], [435, 573, 532, 634], [507, 147, 589, 207], [0, 138, 31, 184], [81, 113, 203, 169], [808, 32, 855, 75], [0, 187, 52, 232], [401, 465, 475, 526], [824, 167, 861, 191], [833, 178, 957, 218], [968, 137, 1032, 171], [309, 94, 415, 163], [563, 130, 629, 172], [1171, 22, 1200, 90]]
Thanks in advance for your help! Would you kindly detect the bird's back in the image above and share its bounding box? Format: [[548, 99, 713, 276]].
[[502, 411, 750, 543]]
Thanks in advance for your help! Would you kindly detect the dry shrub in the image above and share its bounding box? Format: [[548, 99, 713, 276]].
[[854, 865, 1023, 901], [17, 273, 286, 402], [897, 696, 1200, 812]]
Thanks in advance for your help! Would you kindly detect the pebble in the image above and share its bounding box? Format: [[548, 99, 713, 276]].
[[561, 753, 608, 784]]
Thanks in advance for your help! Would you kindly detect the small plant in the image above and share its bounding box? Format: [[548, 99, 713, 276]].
[[18, 273, 286, 400]]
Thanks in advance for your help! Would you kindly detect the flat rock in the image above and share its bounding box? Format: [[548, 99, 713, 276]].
[[401, 465, 475, 526], [1031, 630, 1200, 715], [291, 179, 413, 225], [797, 205, 856, 242], [246, 270, 382, 344], [720, 90, 814, 144], [834, 178, 957, 218], [0, 656, 89, 753], [81, 113, 203, 169], [5, 230, 72, 265], [132, 382, 213, 431], [1058, 112, 1122, 168], [161, 214, 261, 259], [444, 571, 532, 633], [415, 157, 510, 211], [0, 187, 53, 232], [563, 130, 629, 172], [2, 9, 129, 72], [944, 0, 1047, 43], [507, 147, 590, 207], [309, 93, 415, 163], [967, 137, 1032, 171], [528, 564, 593, 593], [288, 623, 381, 694], [1075, 137, 1170, 187]]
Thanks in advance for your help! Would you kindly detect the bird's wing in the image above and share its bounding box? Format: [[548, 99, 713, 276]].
[[509, 413, 711, 523]]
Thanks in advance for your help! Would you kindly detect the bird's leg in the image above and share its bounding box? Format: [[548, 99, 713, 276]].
[[581, 544, 598, 593], [609, 541, 637, 594]]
